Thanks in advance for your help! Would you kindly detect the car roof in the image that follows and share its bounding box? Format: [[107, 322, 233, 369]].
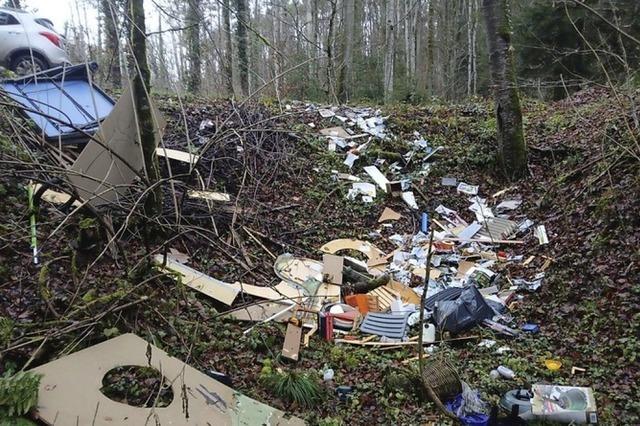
[[0, 7, 28, 14]]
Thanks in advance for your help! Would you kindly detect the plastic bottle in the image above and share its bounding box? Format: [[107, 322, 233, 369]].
[[423, 323, 436, 343], [497, 365, 515, 379]]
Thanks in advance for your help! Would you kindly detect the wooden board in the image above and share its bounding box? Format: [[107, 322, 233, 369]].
[[221, 301, 294, 322], [31, 183, 81, 207], [31, 333, 304, 425], [229, 281, 306, 301], [323, 254, 344, 285], [387, 281, 421, 305], [282, 322, 303, 361], [153, 255, 239, 305], [187, 190, 231, 202], [156, 147, 200, 164]]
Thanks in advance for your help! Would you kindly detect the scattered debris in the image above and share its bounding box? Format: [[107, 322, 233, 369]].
[[531, 385, 598, 424], [153, 255, 239, 305], [378, 207, 401, 222]]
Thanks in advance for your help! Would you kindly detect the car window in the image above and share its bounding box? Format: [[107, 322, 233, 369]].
[[35, 18, 55, 31], [0, 12, 19, 26]]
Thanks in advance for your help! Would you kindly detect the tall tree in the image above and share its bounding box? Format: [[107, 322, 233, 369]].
[[100, 0, 121, 89], [235, 0, 250, 96], [337, 0, 355, 103], [185, 0, 202, 93], [222, 0, 234, 96], [482, 0, 527, 179], [383, 0, 396, 103], [4, 0, 21, 8], [130, 0, 162, 216]]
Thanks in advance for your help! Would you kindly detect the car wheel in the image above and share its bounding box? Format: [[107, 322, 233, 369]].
[[10, 54, 47, 76]]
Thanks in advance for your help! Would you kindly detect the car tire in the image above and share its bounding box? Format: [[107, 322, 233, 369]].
[[10, 53, 48, 76]]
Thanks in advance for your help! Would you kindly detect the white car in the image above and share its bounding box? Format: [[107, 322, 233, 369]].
[[0, 7, 69, 75]]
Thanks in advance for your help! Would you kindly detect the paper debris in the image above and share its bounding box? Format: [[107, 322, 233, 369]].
[[457, 182, 479, 195], [363, 165, 390, 192], [534, 225, 549, 245], [401, 191, 418, 209]]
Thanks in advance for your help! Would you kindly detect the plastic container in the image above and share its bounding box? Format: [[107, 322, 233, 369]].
[[497, 365, 515, 379], [423, 323, 436, 343]]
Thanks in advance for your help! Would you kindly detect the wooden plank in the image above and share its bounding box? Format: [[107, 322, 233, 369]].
[[153, 255, 239, 305], [32, 183, 82, 207], [229, 281, 306, 301], [282, 322, 303, 361], [323, 254, 344, 285], [387, 281, 421, 305], [156, 147, 200, 164], [187, 190, 231, 202]]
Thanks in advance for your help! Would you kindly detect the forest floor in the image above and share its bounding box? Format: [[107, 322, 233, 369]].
[[0, 87, 638, 425]]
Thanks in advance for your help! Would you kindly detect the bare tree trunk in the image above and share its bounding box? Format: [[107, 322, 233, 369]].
[[235, 0, 250, 96], [223, 0, 234, 96], [186, 0, 202, 94], [426, 0, 435, 96], [337, 0, 355, 103], [130, 0, 162, 217], [326, 0, 338, 102], [383, 0, 396, 103], [101, 0, 121, 89], [482, 0, 527, 179]]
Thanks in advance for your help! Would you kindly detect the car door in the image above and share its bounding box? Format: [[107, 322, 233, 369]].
[[0, 11, 23, 66]]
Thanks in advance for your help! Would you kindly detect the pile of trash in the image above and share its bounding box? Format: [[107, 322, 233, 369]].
[[1, 69, 600, 424], [153, 105, 597, 424]]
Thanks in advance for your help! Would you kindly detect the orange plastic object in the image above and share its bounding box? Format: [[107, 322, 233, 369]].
[[345, 294, 377, 314]]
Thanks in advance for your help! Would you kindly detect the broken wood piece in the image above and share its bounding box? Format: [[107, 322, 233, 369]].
[[323, 254, 344, 285], [155, 147, 200, 164], [31, 183, 82, 208], [303, 325, 317, 347], [152, 255, 239, 305], [30, 333, 304, 425], [386, 281, 421, 305], [187, 190, 231, 202], [221, 301, 294, 322], [282, 321, 303, 361], [229, 281, 306, 301], [378, 207, 401, 222]]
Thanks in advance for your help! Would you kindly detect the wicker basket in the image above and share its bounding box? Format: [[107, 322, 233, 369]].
[[421, 354, 462, 400]]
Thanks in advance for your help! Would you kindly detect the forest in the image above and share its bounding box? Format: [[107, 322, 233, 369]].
[[0, 0, 638, 425]]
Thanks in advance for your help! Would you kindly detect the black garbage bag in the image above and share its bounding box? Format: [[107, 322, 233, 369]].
[[434, 286, 494, 333]]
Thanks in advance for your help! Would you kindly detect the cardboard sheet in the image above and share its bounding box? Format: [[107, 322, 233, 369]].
[[377, 207, 401, 222], [31, 333, 303, 425], [68, 87, 165, 207]]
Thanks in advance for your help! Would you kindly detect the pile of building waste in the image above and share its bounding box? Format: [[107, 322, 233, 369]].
[[153, 105, 597, 425], [3, 66, 600, 423]]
